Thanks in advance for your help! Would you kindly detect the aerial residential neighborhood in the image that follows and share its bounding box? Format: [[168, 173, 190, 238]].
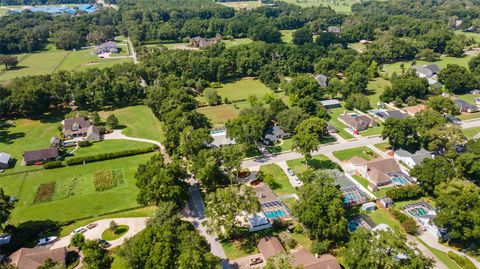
[[1, 0, 480, 268]]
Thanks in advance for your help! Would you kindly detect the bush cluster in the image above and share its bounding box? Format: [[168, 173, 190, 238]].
[[386, 185, 423, 201], [43, 161, 63, 169], [66, 146, 158, 166], [78, 140, 92, 147], [390, 208, 418, 235], [448, 252, 476, 269]]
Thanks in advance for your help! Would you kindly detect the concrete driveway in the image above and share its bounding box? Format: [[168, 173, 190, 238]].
[[50, 217, 148, 250]]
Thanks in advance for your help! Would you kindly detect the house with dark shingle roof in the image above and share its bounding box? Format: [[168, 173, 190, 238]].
[[264, 125, 290, 145], [394, 148, 433, 168], [62, 117, 100, 141], [23, 147, 58, 166], [453, 99, 478, 113], [413, 64, 441, 78], [93, 41, 118, 55], [9, 247, 66, 269], [338, 113, 377, 131]]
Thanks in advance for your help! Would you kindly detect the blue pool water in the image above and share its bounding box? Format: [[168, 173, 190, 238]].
[[265, 210, 286, 219], [392, 177, 409, 185], [348, 221, 360, 232]]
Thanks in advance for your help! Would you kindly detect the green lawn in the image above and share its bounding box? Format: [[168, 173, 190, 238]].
[[222, 38, 253, 48], [332, 146, 378, 161], [111, 254, 130, 269], [215, 78, 273, 102], [328, 107, 355, 139], [417, 238, 462, 269], [99, 105, 165, 142], [374, 142, 391, 152], [366, 208, 402, 233], [280, 29, 296, 44], [73, 140, 153, 157], [458, 112, 480, 121], [56, 47, 131, 72], [463, 127, 480, 139], [220, 1, 261, 9], [457, 94, 480, 104], [283, 197, 297, 210], [259, 164, 296, 196], [383, 53, 479, 76], [197, 104, 241, 127], [455, 30, 480, 45], [267, 138, 294, 153], [286, 154, 339, 175], [2, 153, 155, 224], [359, 125, 383, 137], [102, 225, 129, 240], [0, 113, 62, 172], [367, 77, 391, 108], [349, 42, 366, 52], [281, 0, 360, 13]]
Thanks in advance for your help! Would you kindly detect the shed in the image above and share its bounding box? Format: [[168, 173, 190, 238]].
[[379, 197, 394, 208], [0, 152, 11, 169], [320, 99, 340, 109], [361, 202, 376, 211]]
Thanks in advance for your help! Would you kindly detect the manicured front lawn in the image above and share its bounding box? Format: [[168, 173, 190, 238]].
[[73, 140, 153, 157], [332, 146, 378, 161], [366, 207, 402, 233], [283, 197, 297, 210], [102, 225, 129, 241], [197, 104, 241, 127], [259, 164, 296, 196], [286, 154, 339, 175], [359, 125, 383, 137], [463, 127, 480, 139], [2, 153, 155, 224], [99, 105, 165, 142], [457, 112, 480, 121], [215, 78, 273, 102], [457, 94, 480, 105], [223, 38, 253, 48], [374, 142, 391, 152], [417, 238, 462, 269]]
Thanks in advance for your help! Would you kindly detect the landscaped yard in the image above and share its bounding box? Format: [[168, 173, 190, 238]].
[[73, 140, 153, 157], [214, 78, 273, 102], [367, 77, 391, 107], [286, 154, 339, 175], [332, 146, 378, 161], [366, 207, 402, 233], [102, 225, 129, 240], [259, 164, 296, 196], [463, 127, 480, 139], [1, 153, 155, 224], [328, 107, 355, 139], [458, 112, 480, 121], [359, 125, 383, 137], [99, 105, 165, 142], [374, 142, 391, 152], [222, 38, 253, 48]]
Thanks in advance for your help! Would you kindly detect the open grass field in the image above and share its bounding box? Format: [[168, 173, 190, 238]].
[[153, 38, 253, 50], [219, 1, 261, 9], [1, 153, 155, 224], [197, 104, 241, 127], [367, 77, 390, 107], [215, 78, 273, 101], [281, 0, 360, 13], [99, 105, 165, 142], [0, 42, 132, 83], [382, 53, 479, 76], [73, 140, 153, 157], [259, 164, 296, 196], [332, 146, 377, 161], [280, 29, 296, 44], [286, 154, 339, 175]]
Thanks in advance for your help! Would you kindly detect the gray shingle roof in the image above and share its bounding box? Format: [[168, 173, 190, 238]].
[[0, 153, 11, 164]]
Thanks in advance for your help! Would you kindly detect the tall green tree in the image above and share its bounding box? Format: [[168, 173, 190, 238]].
[[221, 144, 245, 183], [381, 117, 418, 150], [82, 240, 113, 269], [204, 185, 259, 237], [292, 117, 327, 164], [410, 157, 455, 196], [0, 189, 14, 231]]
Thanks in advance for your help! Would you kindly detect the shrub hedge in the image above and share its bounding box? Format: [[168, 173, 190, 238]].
[[390, 208, 419, 235], [43, 161, 63, 169], [78, 140, 92, 147], [386, 184, 423, 201], [66, 145, 158, 166], [448, 252, 477, 269]]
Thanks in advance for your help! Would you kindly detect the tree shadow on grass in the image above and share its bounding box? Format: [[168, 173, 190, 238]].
[[307, 159, 340, 171], [3, 220, 61, 253], [39, 109, 71, 123], [0, 130, 25, 145]]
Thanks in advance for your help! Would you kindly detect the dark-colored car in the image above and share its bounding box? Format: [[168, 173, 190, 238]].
[[98, 239, 111, 249]]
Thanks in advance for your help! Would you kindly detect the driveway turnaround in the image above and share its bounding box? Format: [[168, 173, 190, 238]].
[[50, 217, 148, 250]]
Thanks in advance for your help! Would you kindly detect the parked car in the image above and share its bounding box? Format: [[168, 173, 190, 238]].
[[37, 236, 58, 246], [250, 257, 262, 265], [70, 227, 87, 235], [86, 223, 97, 229], [287, 168, 295, 176], [0, 170, 4, 173], [99, 239, 111, 248]]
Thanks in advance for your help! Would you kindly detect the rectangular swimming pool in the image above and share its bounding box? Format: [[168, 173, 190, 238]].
[[265, 210, 286, 219], [392, 177, 409, 185]]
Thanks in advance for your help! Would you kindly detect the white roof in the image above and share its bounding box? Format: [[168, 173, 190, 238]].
[[249, 212, 269, 228], [361, 202, 376, 208], [210, 130, 235, 147], [373, 223, 391, 232], [320, 99, 340, 106], [0, 153, 11, 164]]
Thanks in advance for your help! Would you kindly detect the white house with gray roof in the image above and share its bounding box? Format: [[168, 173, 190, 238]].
[[413, 64, 441, 78], [394, 148, 433, 168]]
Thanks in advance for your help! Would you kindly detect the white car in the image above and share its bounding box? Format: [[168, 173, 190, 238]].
[[70, 227, 87, 235], [37, 236, 58, 246], [287, 168, 295, 176]]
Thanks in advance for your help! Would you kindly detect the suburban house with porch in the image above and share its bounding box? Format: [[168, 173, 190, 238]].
[[62, 117, 100, 141], [0, 152, 11, 169], [402, 104, 427, 116], [453, 99, 478, 113], [394, 148, 433, 168], [338, 112, 377, 132], [264, 125, 290, 145], [413, 64, 441, 78], [23, 147, 59, 165], [9, 247, 66, 269], [347, 157, 409, 190]]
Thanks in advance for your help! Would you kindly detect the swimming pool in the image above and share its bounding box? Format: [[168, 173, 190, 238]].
[[265, 210, 287, 219], [348, 221, 360, 232], [407, 207, 428, 217], [392, 177, 409, 185]]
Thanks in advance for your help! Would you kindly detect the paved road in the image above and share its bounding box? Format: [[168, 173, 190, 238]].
[[242, 136, 384, 168], [461, 118, 480, 129], [406, 235, 449, 269], [126, 37, 139, 64], [50, 217, 148, 250], [182, 185, 229, 269]]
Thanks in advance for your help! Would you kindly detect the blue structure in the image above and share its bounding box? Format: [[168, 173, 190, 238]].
[[8, 4, 96, 15]]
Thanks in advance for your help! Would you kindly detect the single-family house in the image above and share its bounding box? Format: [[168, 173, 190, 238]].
[[338, 113, 377, 131], [292, 250, 341, 269], [394, 148, 433, 168], [427, 78, 442, 88], [257, 237, 285, 260], [359, 39, 371, 44], [413, 64, 441, 78], [475, 97, 480, 104], [8, 247, 66, 269], [379, 197, 394, 208], [93, 41, 118, 55], [403, 104, 427, 116], [453, 99, 478, 113], [470, 89, 480, 94], [253, 183, 291, 221], [23, 147, 58, 165], [248, 212, 272, 232], [210, 129, 235, 147], [62, 117, 100, 141], [320, 99, 341, 109], [0, 152, 11, 169], [351, 158, 402, 187], [361, 202, 376, 211], [264, 126, 290, 145], [189, 35, 221, 48], [371, 109, 407, 121], [327, 26, 341, 34], [403, 201, 446, 239], [314, 74, 328, 88], [326, 124, 337, 134]]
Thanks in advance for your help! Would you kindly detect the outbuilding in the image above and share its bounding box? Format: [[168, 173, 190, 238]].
[[0, 152, 11, 169], [361, 202, 376, 211]]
